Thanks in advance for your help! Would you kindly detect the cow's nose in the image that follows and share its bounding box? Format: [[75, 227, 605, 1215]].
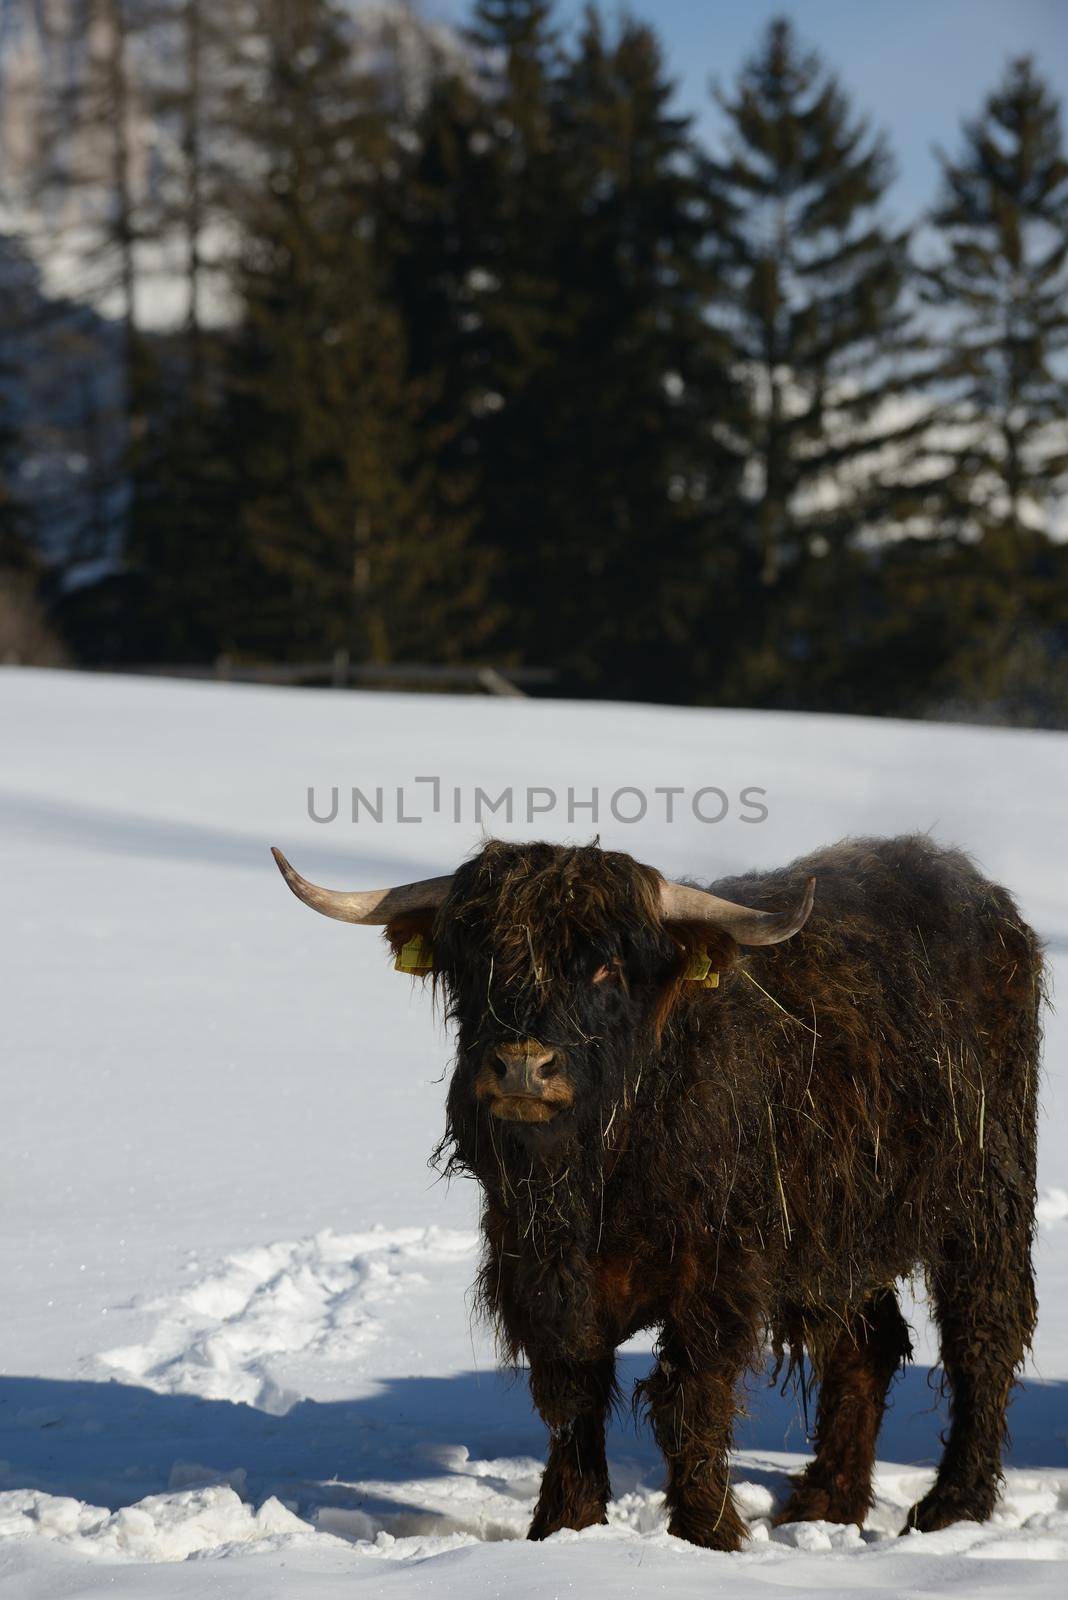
[[493, 1043, 557, 1090]]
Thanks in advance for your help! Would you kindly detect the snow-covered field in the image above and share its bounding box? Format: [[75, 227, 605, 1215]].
[[1, 666, 1067, 1598]]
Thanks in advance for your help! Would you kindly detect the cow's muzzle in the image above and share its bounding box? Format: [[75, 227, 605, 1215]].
[[474, 1040, 575, 1122]]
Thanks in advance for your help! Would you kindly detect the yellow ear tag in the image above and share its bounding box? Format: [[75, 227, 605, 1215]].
[[395, 934, 434, 975], [684, 949, 720, 988]]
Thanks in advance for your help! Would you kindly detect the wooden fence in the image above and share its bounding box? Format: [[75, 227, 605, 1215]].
[[106, 652, 556, 697]]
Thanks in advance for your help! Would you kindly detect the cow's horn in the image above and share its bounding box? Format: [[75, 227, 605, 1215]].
[[271, 848, 453, 924], [659, 874, 815, 946]]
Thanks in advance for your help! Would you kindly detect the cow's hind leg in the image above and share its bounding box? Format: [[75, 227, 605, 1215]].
[[527, 1355, 616, 1539], [775, 1289, 912, 1527], [905, 1215, 1036, 1534]]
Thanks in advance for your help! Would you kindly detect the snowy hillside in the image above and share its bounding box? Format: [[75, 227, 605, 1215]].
[[1, 667, 1066, 1598]]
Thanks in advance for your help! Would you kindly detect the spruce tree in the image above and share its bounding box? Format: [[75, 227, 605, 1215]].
[[396, 2, 736, 698], [0, 242, 31, 574], [882, 54, 1068, 724], [219, 0, 491, 664], [922, 56, 1068, 548], [121, 0, 249, 661], [147, 0, 247, 389], [0, 236, 59, 661], [701, 17, 923, 603], [542, 9, 740, 698], [0, 379, 30, 577], [29, 0, 158, 592], [389, 0, 564, 673]]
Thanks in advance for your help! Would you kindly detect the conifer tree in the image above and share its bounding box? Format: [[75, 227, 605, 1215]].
[[121, 0, 248, 661], [388, 0, 564, 671], [30, 0, 158, 584], [468, 0, 558, 133], [0, 236, 58, 661], [0, 378, 30, 576], [57, 0, 146, 393], [461, 0, 567, 472], [397, 2, 734, 696], [219, 0, 491, 663], [702, 17, 924, 596], [0, 242, 30, 574], [542, 9, 740, 697], [922, 56, 1068, 548], [877, 54, 1068, 724], [148, 0, 246, 389]]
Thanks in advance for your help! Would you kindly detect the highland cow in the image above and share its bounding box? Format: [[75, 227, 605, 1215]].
[[272, 834, 1042, 1548]]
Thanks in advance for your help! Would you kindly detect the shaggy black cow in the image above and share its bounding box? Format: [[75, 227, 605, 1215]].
[[272, 834, 1041, 1549]]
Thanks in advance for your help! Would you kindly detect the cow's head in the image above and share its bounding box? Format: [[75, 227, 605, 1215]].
[[271, 840, 813, 1165]]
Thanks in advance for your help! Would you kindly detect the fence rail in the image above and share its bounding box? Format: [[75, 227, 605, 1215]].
[[98, 653, 555, 697]]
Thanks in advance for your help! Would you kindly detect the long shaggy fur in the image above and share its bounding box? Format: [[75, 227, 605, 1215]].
[[387, 835, 1043, 1547]]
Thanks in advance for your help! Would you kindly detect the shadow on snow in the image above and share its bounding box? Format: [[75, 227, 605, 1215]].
[[1, 1357, 1065, 1535]]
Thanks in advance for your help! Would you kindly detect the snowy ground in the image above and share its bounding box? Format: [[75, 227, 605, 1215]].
[[1, 666, 1067, 1598]]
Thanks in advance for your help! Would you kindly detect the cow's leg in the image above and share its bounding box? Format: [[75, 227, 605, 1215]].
[[527, 1354, 616, 1539], [775, 1288, 911, 1527], [640, 1323, 749, 1550], [905, 1213, 1036, 1533]]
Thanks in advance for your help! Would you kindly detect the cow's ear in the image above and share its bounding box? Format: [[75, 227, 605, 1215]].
[[383, 910, 438, 976], [663, 923, 740, 980], [654, 923, 740, 1033]]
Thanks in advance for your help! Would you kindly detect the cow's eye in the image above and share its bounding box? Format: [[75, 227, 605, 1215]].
[[592, 959, 621, 985]]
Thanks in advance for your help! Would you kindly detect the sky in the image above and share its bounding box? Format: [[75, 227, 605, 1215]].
[[432, 0, 1068, 224]]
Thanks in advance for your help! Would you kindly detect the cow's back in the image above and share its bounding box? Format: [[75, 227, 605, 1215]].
[[699, 834, 1043, 1296]]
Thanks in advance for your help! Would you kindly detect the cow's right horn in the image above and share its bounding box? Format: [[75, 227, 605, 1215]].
[[271, 848, 453, 924], [659, 875, 815, 946]]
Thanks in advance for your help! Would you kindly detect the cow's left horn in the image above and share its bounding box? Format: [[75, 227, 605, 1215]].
[[659, 874, 815, 946], [271, 848, 453, 924]]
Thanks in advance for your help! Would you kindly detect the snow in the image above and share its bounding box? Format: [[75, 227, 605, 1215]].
[[96, 1225, 479, 1415], [1, 665, 1066, 1598]]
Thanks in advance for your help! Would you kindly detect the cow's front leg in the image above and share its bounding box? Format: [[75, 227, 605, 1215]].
[[526, 1353, 616, 1539], [640, 1325, 748, 1550]]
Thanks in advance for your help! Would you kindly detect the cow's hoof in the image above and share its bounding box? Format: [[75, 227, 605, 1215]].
[[527, 1506, 607, 1540], [901, 1488, 990, 1535], [774, 1476, 867, 1528], [667, 1510, 747, 1551]]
